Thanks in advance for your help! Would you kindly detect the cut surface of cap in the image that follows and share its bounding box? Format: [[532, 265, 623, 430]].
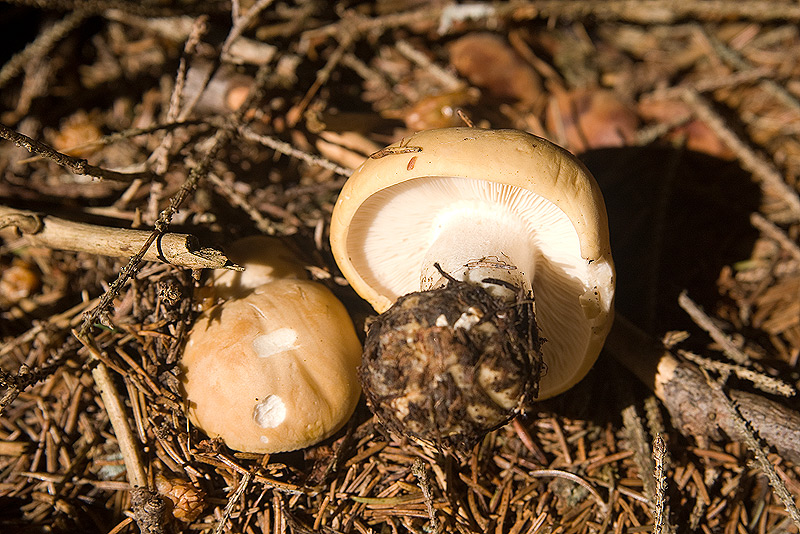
[[330, 127, 615, 399], [180, 278, 362, 453]]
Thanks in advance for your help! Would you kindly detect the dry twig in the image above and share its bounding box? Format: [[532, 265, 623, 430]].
[[750, 212, 800, 261], [0, 122, 154, 182], [305, 0, 800, 42], [680, 350, 795, 397], [76, 61, 272, 338], [677, 291, 751, 365], [652, 434, 671, 534], [0, 205, 237, 270], [606, 315, 800, 464], [702, 370, 800, 530], [238, 126, 352, 176]]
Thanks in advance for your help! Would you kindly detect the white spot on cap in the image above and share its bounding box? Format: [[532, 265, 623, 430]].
[[253, 395, 286, 428], [253, 328, 298, 357], [435, 314, 448, 327]]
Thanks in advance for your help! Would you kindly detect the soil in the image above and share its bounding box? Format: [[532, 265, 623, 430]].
[[361, 279, 540, 451]]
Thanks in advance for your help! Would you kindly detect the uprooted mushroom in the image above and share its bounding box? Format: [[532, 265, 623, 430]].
[[330, 127, 614, 448], [329, 127, 800, 458]]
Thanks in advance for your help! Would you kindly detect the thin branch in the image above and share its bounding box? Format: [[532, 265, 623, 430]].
[[652, 434, 672, 534], [681, 350, 795, 397], [77, 62, 273, 338], [702, 27, 800, 116], [702, 370, 800, 530], [1, 0, 230, 16], [287, 33, 354, 127], [206, 172, 282, 235], [0, 122, 153, 182], [18, 119, 210, 165], [395, 40, 463, 92], [750, 212, 800, 262], [678, 291, 751, 365], [0, 338, 79, 415], [221, 0, 277, 59], [75, 129, 229, 339], [71, 333, 166, 533], [149, 15, 209, 175], [77, 337, 148, 488], [412, 458, 439, 533], [304, 1, 800, 41], [0, 205, 237, 270], [238, 126, 352, 176], [647, 67, 772, 101], [606, 315, 800, 464]]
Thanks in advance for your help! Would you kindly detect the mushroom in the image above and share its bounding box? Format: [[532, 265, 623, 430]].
[[210, 235, 307, 299], [180, 237, 362, 453], [330, 127, 614, 447]]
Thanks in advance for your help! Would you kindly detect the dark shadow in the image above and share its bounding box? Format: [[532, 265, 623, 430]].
[[536, 145, 761, 422], [586, 145, 760, 334]]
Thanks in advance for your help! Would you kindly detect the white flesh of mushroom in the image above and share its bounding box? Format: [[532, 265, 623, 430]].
[[252, 327, 299, 358], [253, 395, 287, 429]]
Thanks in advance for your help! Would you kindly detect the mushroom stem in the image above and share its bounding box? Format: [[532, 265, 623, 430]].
[[418, 211, 535, 301]]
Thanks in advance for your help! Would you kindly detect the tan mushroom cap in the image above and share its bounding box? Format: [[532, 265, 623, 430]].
[[180, 279, 362, 453], [330, 127, 615, 398], [212, 236, 307, 299]]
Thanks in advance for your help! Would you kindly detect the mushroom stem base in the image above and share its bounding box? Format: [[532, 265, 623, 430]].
[[360, 278, 542, 450]]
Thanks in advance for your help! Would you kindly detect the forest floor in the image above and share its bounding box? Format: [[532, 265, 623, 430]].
[[2, 1, 800, 533]]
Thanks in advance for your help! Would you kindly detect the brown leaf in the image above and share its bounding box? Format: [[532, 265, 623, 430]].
[[448, 33, 542, 106], [546, 88, 638, 152]]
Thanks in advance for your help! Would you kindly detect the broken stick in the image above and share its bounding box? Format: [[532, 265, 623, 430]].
[[606, 314, 800, 464], [0, 205, 240, 271]]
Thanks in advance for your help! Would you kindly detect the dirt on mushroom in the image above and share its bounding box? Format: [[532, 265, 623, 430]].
[[361, 275, 543, 450]]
